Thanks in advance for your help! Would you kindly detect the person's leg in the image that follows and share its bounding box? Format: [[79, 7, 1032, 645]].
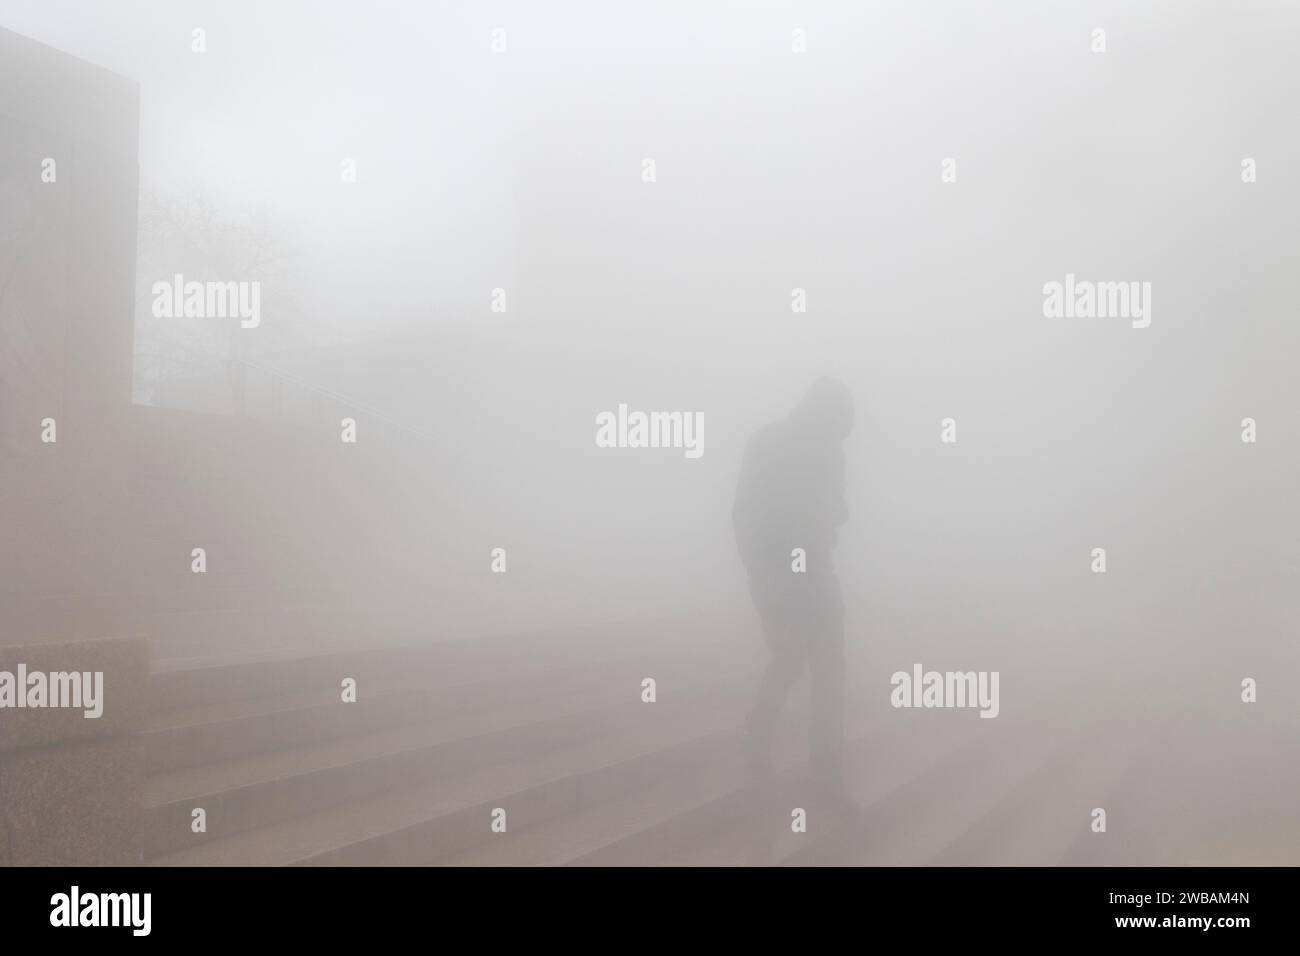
[[808, 632, 845, 794], [745, 626, 805, 781], [808, 577, 847, 798]]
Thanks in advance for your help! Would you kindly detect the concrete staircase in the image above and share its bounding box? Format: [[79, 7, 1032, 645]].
[[144, 618, 764, 865], [140, 618, 1295, 867]]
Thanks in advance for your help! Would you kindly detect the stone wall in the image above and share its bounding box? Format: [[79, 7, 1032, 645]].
[[0, 637, 148, 865], [0, 28, 140, 632]]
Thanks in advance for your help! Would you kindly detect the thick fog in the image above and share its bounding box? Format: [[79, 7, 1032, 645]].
[[1, 0, 1293, 658], [4, 0, 1296, 658], [3, 0, 1299, 868]]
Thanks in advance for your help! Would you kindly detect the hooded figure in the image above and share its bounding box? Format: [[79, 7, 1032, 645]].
[[732, 377, 855, 806]]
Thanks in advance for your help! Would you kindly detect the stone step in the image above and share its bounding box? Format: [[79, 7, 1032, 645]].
[[150, 615, 742, 712], [142, 603, 376, 663], [0, 586, 334, 648], [447, 687, 882, 866], [1058, 709, 1300, 866], [143, 662, 755, 859], [786, 711, 1093, 866], [440, 751, 747, 866], [145, 636, 754, 774], [924, 715, 1166, 865], [148, 688, 751, 866], [610, 711, 997, 866], [649, 695, 1083, 867]]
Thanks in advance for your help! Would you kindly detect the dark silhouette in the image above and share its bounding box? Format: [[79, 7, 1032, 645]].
[[733, 377, 854, 808]]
